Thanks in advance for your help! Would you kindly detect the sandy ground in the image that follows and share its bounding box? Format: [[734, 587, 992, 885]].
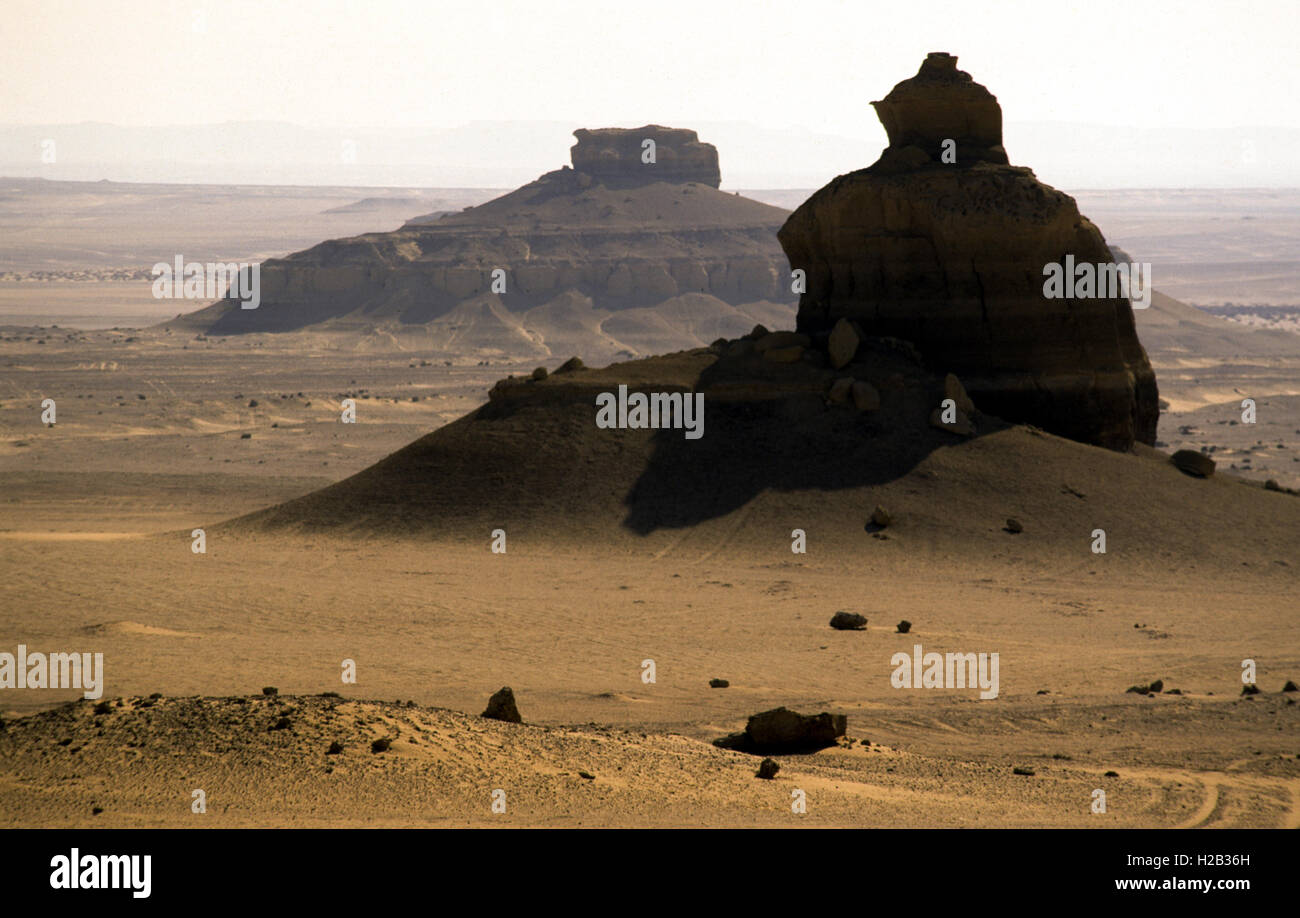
[[0, 183, 1297, 828], [1, 325, 1298, 827]]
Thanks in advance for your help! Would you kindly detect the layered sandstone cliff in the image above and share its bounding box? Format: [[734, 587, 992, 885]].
[[778, 53, 1158, 449], [182, 127, 791, 348]]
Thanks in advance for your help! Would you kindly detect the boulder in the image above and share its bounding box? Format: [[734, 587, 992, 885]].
[[754, 331, 811, 354], [828, 318, 861, 369], [944, 373, 975, 414], [779, 53, 1158, 450], [1171, 449, 1215, 478], [829, 611, 868, 630], [481, 686, 522, 723], [713, 706, 847, 754], [755, 758, 781, 780], [851, 381, 881, 412], [763, 345, 805, 363], [930, 407, 974, 436], [827, 377, 854, 404]]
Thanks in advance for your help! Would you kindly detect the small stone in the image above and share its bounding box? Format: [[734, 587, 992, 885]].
[[709, 678, 730, 688], [1282, 680, 1298, 692], [829, 611, 868, 631], [827, 377, 854, 404], [1012, 766, 1035, 776], [1004, 518, 1023, 534], [578, 771, 595, 780], [370, 737, 392, 753], [1265, 479, 1281, 491], [755, 758, 780, 780], [828, 318, 861, 369], [482, 686, 523, 723], [1241, 683, 1261, 696], [851, 380, 881, 412], [1104, 770, 1119, 778], [871, 505, 893, 527], [261, 686, 278, 696], [896, 620, 911, 634], [326, 741, 344, 755]]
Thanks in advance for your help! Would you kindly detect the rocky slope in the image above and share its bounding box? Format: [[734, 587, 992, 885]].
[[179, 127, 795, 360]]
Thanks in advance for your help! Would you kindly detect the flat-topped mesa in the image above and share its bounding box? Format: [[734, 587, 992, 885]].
[[570, 125, 722, 187], [870, 51, 1007, 169], [779, 53, 1159, 451]]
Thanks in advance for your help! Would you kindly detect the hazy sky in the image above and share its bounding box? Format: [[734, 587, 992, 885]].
[[3, 0, 1297, 135]]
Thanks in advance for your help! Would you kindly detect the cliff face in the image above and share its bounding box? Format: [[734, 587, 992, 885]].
[[184, 126, 791, 346], [778, 53, 1158, 450]]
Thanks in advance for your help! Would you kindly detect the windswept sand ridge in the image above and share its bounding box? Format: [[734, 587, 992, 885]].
[[2, 694, 1294, 827]]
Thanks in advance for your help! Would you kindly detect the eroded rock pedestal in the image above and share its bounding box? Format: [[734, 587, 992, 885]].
[[778, 53, 1158, 449]]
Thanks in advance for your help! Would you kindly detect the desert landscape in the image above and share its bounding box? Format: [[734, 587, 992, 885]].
[[2, 34, 1298, 837]]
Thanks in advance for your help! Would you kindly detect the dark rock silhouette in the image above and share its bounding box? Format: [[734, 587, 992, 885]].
[[481, 686, 523, 723], [714, 707, 846, 754], [778, 52, 1158, 450]]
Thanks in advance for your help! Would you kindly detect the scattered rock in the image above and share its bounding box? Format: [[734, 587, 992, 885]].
[[944, 373, 975, 414], [270, 716, 291, 731], [827, 377, 854, 404], [326, 741, 343, 755], [481, 686, 523, 723], [1012, 766, 1035, 776], [827, 318, 861, 369], [1164, 688, 1183, 695], [870, 505, 893, 528], [1283, 680, 1298, 693], [851, 380, 881, 412], [578, 771, 595, 781], [1126, 678, 1164, 695], [755, 758, 781, 780], [1104, 770, 1119, 778], [240, 432, 252, 439], [896, 620, 912, 634], [709, 678, 730, 688], [713, 707, 847, 754], [248, 399, 258, 408], [370, 737, 392, 753], [261, 686, 278, 696], [1241, 683, 1261, 696], [1171, 449, 1215, 478], [93, 701, 112, 716], [1004, 518, 1023, 534], [829, 611, 868, 631], [92, 806, 103, 816], [1265, 479, 1281, 491], [929, 407, 974, 436]]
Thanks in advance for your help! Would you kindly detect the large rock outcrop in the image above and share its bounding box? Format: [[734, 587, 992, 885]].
[[570, 126, 722, 187], [778, 53, 1158, 450], [179, 127, 792, 358]]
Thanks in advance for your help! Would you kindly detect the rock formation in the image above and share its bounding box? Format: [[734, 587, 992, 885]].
[[180, 127, 793, 358], [570, 126, 721, 187], [778, 52, 1158, 450]]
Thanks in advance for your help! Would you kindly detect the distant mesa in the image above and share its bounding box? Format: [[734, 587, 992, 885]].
[[779, 52, 1159, 450], [178, 125, 792, 359], [570, 126, 722, 187]]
